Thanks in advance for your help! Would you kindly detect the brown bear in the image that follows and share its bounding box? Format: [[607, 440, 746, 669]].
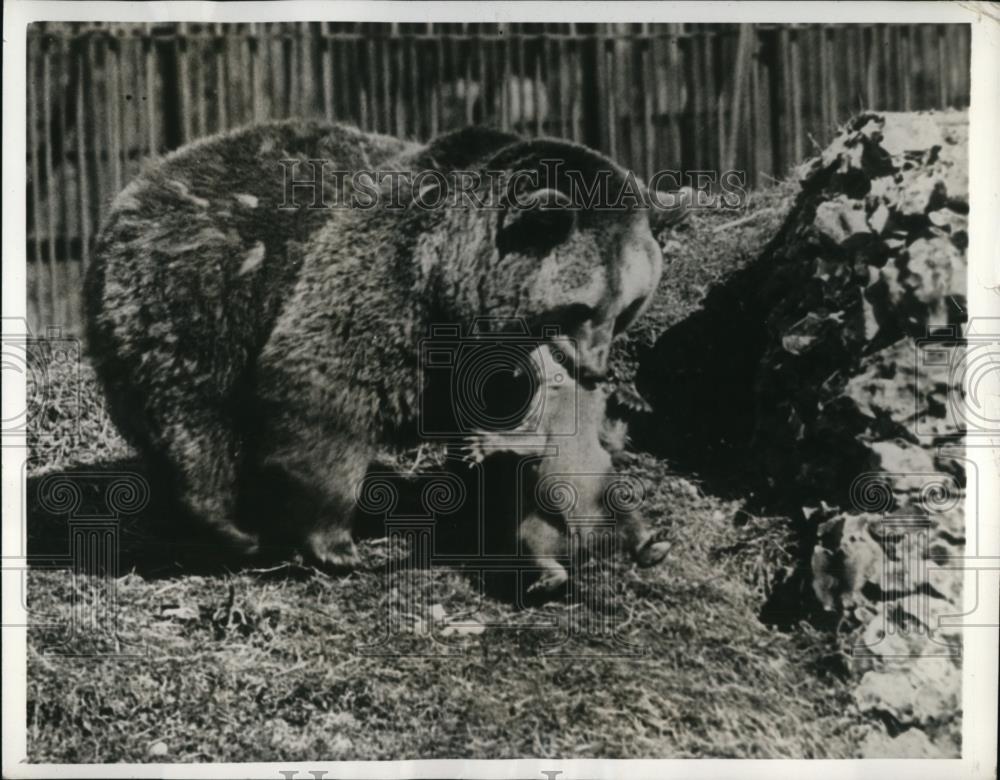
[[85, 118, 668, 589]]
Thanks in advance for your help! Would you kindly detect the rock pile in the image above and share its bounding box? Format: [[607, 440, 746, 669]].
[[638, 110, 969, 756]]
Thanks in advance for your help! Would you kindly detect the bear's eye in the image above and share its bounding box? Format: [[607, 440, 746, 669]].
[[496, 189, 576, 258]]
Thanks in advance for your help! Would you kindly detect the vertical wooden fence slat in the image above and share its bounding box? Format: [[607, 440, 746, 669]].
[[558, 32, 570, 141], [144, 26, 158, 155], [118, 35, 133, 187], [215, 23, 228, 130], [749, 29, 766, 186], [57, 39, 77, 327], [464, 25, 476, 126], [283, 24, 294, 118], [705, 29, 718, 170], [533, 36, 544, 137], [424, 24, 436, 136], [482, 25, 492, 126], [381, 29, 392, 131], [135, 29, 147, 161], [882, 26, 894, 110], [191, 31, 207, 135], [42, 38, 61, 322], [177, 23, 192, 142], [362, 29, 376, 133], [916, 25, 929, 108], [499, 23, 510, 130], [724, 24, 753, 174], [540, 26, 552, 135], [668, 26, 683, 168], [956, 25, 969, 104], [605, 31, 617, 159], [86, 35, 106, 226], [789, 25, 804, 166], [267, 24, 281, 121], [682, 30, 696, 170], [28, 38, 44, 328], [289, 24, 300, 117], [899, 26, 912, 111], [515, 25, 527, 135], [310, 25, 322, 121], [235, 25, 247, 122], [59, 37, 81, 328], [76, 39, 91, 271], [106, 35, 123, 200], [896, 24, 906, 108], [332, 27, 344, 122], [53, 38, 69, 257], [845, 25, 859, 112], [821, 26, 834, 133], [708, 31, 722, 172], [251, 24, 265, 121], [622, 25, 638, 168], [393, 24, 406, 136], [408, 29, 421, 138], [568, 26, 580, 142], [642, 28, 654, 178], [322, 24, 334, 121]]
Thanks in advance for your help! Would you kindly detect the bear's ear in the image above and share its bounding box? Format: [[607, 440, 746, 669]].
[[497, 188, 577, 258], [420, 126, 522, 171]]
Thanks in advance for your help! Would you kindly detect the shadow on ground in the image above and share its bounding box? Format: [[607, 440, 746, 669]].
[[26, 455, 544, 603]]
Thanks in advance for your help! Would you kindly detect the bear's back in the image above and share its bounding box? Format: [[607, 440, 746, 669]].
[[86, 120, 413, 406]]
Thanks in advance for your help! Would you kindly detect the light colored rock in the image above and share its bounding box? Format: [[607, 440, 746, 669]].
[[812, 513, 881, 611], [813, 196, 872, 246], [858, 727, 945, 758], [856, 669, 921, 721], [868, 202, 891, 234], [877, 112, 951, 157], [903, 236, 965, 304], [928, 208, 968, 247], [869, 441, 937, 483], [897, 173, 945, 216], [148, 741, 169, 757]]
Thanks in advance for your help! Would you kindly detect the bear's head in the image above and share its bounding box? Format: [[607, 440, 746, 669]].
[[408, 133, 663, 391]]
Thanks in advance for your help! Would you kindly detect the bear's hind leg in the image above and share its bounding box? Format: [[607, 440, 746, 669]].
[[255, 432, 372, 570], [157, 417, 259, 555], [520, 513, 569, 595]]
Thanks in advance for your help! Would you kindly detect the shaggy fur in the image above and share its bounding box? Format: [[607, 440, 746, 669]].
[[86, 119, 667, 583]]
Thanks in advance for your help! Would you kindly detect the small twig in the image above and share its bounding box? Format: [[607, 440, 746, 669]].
[[407, 443, 426, 474], [712, 208, 778, 233]]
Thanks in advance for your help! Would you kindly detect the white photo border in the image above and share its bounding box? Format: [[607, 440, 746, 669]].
[[3, 2, 997, 778]]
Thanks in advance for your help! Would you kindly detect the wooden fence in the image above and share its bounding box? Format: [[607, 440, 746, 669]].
[[26, 21, 972, 333]]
